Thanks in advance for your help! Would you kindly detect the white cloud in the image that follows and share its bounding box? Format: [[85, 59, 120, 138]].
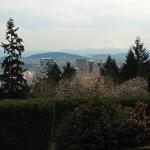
[[0, 0, 150, 51]]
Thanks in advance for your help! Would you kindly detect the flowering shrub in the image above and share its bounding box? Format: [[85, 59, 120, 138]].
[[56, 75, 148, 98], [119, 101, 150, 147], [113, 77, 148, 97], [128, 101, 150, 137], [33, 74, 148, 98], [56, 74, 99, 97]]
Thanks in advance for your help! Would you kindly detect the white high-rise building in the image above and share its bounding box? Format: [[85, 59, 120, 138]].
[[88, 60, 98, 73], [76, 59, 88, 73], [76, 59, 100, 74]]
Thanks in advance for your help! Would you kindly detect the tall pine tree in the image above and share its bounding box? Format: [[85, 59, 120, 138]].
[[133, 36, 149, 65], [120, 36, 150, 91], [103, 55, 119, 84], [62, 62, 76, 80], [120, 49, 138, 81], [132, 36, 150, 76], [133, 37, 150, 91], [0, 18, 29, 99], [42, 62, 62, 84]]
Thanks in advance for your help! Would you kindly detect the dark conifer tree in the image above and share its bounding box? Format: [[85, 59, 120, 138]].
[[120, 37, 150, 91], [132, 37, 150, 76], [0, 18, 29, 99], [132, 37, 150, 91], [120, 49, 138, 81], [104, 55, 112, 71], [43, 62, 62, 84], [133, 36, 149, 65], [103, 55, 119, 84], [62, 62, 76, 80]]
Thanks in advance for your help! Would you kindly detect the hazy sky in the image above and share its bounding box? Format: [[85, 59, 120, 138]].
[[0, 0, 150, 52]]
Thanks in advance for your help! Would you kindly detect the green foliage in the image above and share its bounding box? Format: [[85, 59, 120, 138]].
[[38, 62, 62, 97], [62, 62, 76, 80], [0, 99, 53, 150], [104, 55, 119, 84], [133, 37, 149, 66], [0, 97, 88, 150], [42, 62, 62, 84], [120, 37, 150, 85], [0, 18, 29, 99], [0, 97, 149, 150], [31, 80, 57, 98], [120, 50, 138, 81], [119, 101, 150, 148], [55, 99, 128, 150]]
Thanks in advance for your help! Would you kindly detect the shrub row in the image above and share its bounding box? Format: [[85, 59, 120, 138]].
[[0, 96, 149, 150], [0, 99, 54, 150], [0, 98, 88, 150]]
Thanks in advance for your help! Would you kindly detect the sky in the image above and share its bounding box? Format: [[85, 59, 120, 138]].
[[0, 0, 150, 53]]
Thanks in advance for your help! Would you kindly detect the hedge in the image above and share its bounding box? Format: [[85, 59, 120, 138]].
[[0, 98, 88, 150], [0, 99, 54, 150], [0, 96, 149, 150]]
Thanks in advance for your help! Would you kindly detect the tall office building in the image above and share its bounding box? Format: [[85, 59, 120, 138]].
[[76, 59, 99, 74], [88, 60, 98, 73], [76, 59, 88, 73]]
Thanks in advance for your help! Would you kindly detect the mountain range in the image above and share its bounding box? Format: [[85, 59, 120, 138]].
[[26, 51, 127, 64], [25, 52, 87, 65], [0, 49, 128, 66], [0, 50, 127, 76]]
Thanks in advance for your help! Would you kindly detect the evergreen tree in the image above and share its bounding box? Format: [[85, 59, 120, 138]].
[[0, 18, 29, 99], [133, 36, 149, 66], [104, 55, 119, 83], [120, 37, 150, 91], [62, 62, 76, 80], [132, 37, 150, 78], [133, 37, 150, 91], [120, 49, 138, 81], [104, 55, 112, 71], [42, 62, 62, 84]]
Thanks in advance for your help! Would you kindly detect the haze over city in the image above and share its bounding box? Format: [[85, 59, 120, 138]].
[[0, 0, 150, 53]]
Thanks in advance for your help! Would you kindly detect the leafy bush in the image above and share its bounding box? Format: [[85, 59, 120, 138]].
[[0, 99, 53, 150], [55, 99, 129, 150], [56, 74, 98, 97], [0, 98, 88, 150], [119, 101, 150, 148], [0, 97, 149, 150], [114, 77, 148, 97], [32, 80, 56, 98]]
